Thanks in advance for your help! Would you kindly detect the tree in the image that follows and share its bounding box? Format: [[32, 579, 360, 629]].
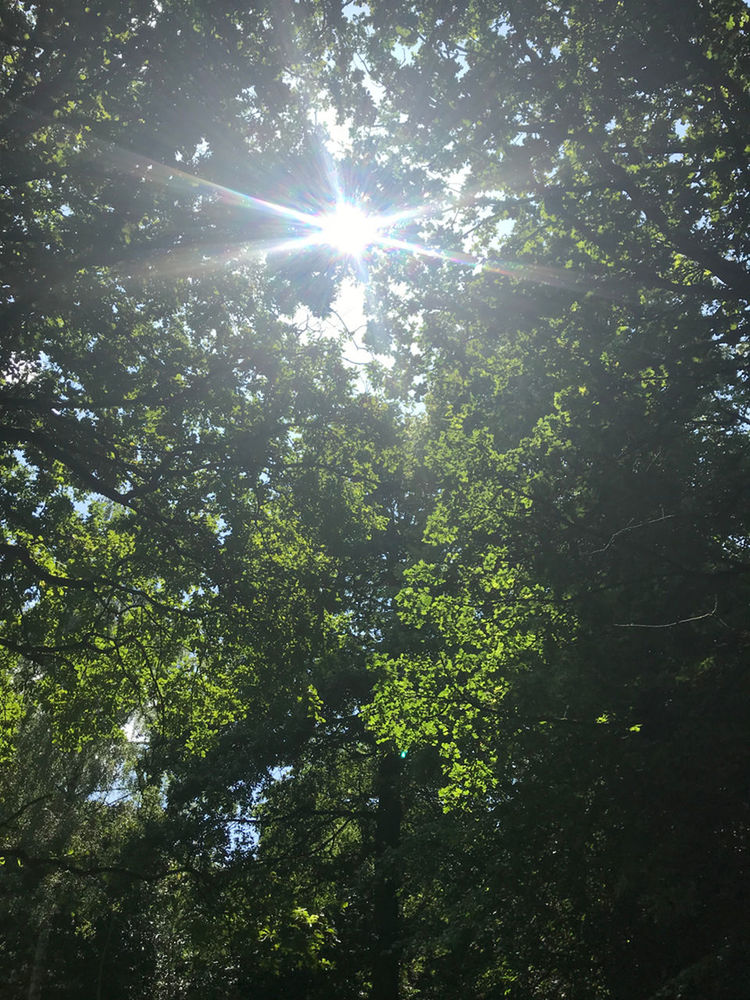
[[3, 1, 750, 998], [0, 1, 392, 995], [353, 1, 750, 996]]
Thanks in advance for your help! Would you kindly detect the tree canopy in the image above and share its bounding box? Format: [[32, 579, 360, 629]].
[[2, 1, 749, 998]]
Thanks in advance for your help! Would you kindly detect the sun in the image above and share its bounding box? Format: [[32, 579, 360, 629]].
[[315, 202, 384, 257]]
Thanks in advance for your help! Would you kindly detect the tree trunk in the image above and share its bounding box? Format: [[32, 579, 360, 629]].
[[372, 752, 402, 1000], [28, 920, 50, 1000]]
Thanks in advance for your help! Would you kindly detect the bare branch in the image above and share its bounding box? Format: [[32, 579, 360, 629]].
[[613, 596, 718, 629]]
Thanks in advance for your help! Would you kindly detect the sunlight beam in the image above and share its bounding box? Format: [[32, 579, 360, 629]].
[[314, 202, 383, 257], [79, 133, 632, 301]]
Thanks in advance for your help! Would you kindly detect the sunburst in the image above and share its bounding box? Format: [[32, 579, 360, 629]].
[[263, 196, 424, 264], [93, 141, 627, 302], [313, 202, 387, 258]]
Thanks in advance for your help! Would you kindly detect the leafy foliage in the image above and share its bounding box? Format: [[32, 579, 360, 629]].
[[2, 1, 750, 998]]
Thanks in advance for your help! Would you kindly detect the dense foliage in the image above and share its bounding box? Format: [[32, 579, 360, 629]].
[[2, 1, 749, 998]]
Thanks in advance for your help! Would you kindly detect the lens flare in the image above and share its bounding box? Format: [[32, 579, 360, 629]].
[[3, 100, 636, 308], [63, 126, 631, 302], [315, 202, 385, 257]]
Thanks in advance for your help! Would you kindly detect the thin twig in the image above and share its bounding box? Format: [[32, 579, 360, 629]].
[[613, 596, 718, 628], [589, 511, 675, 555]]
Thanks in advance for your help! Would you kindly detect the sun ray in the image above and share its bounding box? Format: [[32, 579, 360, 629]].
[[91, 140, 636, 303], [81, 128, 611, 295], [5, 98, 633, 302]]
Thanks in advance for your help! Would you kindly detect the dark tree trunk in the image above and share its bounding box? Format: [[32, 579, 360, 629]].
[[372, 752, 402, 1000]]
